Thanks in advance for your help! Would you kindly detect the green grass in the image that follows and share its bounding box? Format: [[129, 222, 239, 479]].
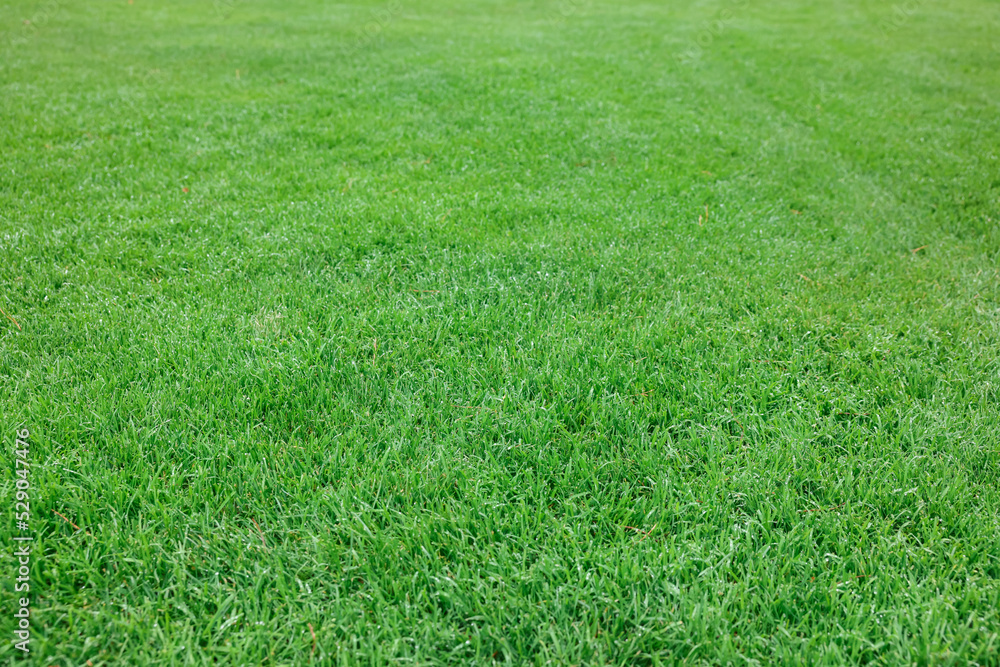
[[2, 0, 999, 664]]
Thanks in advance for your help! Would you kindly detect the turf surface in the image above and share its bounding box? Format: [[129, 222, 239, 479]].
[[2, 0, 1000, 664]]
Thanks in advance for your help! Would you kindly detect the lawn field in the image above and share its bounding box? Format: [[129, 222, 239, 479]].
[[2, 0, 1000, 664]]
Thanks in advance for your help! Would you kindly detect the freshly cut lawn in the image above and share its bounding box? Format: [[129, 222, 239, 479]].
[[1, 0, 999, 664]]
